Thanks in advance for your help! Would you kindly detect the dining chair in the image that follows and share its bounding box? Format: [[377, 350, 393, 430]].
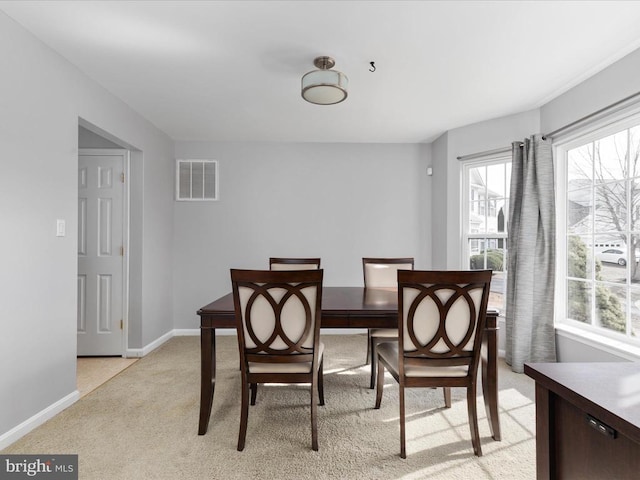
[[230, 268, 325, 451], [236, 259, 319, 373], [374, 269, 492, 458], [269, 257, 321, 270], [363, 257, 414, 389]]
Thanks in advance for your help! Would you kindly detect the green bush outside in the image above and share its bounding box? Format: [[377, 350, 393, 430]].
[[567, 236, 625, 333], [470, 249, 503, 271]]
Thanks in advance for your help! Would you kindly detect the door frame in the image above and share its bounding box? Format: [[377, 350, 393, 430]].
[[78, 148, 130, 357]]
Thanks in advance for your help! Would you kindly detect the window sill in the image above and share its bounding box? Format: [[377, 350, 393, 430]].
[[555, 323, 640, 362]]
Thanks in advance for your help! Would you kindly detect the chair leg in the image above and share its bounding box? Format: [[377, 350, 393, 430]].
[[250, 383, 258, 406], [374, 356, 385, 409], [318, 359, 325, 406], [466, 384, 482, 457], [399, 383, 407, 459], [311, 377, 319, 451], [443, 386, 452, 408], [238, 380, 250, 451], [366, 329, 371, 364], [369, 336, 377, 389]]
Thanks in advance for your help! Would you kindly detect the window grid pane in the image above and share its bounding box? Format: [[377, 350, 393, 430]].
[[562, 122, 640, 345], [463, 157, 510, 314]]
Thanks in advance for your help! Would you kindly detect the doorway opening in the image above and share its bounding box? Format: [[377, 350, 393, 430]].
[[77, 120, 141, 393]]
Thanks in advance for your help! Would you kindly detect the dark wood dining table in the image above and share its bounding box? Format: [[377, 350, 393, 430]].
[[197, 286, 501, 440]]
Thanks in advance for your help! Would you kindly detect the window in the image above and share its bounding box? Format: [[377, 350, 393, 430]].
[[557, 118, 640, 344], [176, 159, 218, 201], [462, 156, 511, 312]]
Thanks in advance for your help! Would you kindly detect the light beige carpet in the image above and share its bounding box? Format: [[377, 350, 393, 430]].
[[3, 335, 536, 479]]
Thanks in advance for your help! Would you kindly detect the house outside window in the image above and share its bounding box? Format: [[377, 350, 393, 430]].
[[556, 117, 640, 346], [462, 156, 511, 313]]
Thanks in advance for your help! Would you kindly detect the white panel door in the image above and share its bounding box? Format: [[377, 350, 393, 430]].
[[78, 152, 125, 356]]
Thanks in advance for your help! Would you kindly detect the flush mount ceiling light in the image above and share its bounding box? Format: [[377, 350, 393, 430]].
[[301, 56, 348, 105]]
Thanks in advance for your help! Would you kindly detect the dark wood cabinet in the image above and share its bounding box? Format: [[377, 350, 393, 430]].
[[525, 362, 640, 480]]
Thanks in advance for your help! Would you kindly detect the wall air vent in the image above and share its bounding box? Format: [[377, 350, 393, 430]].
[[176, 159, 218, 201]]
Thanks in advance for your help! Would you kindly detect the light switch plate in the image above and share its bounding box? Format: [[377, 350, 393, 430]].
[[56, 219, 66, 237]]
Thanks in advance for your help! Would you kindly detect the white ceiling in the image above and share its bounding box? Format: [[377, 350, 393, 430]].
[[3, 1, 640, 144]]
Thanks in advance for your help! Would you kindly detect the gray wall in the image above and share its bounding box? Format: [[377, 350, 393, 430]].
[[541, 47, 640, 136], [0, 11, 174, 444], [172, 141, 431, 328], [556, 334, 633, 362], [430, 132, 448, 270]]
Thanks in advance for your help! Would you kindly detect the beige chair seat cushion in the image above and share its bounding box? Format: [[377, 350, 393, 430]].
[[248, 342, 324, 374], [270, 263, 319, 271], [377, 342, 468, 377], [370, 328, 398, 338]]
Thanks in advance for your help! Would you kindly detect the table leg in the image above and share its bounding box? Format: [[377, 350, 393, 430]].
[[482, 315, 501, 441], [533, 383, 551, 480], [198, 327, 216, 435]]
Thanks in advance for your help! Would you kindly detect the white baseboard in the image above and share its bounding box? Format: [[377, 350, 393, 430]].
[[173, 328, 200, 336], [126, 330, 173, 357], [0, 390, 79, 450]]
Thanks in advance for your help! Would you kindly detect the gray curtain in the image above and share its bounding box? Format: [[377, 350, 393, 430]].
[[506, 134, 557, 373]]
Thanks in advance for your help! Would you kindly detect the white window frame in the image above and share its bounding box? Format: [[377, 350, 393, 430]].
[[461, 153, 511, 267], [461, 153, 511, 315], [554, 106, 640, 353]]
